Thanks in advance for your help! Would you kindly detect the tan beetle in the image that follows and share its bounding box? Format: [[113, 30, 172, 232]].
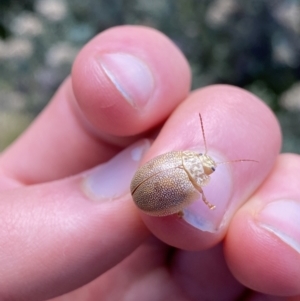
[[130, 114, 256, 217]]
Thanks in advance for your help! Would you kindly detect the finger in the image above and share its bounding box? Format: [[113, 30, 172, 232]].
[[57, 238, 187, 301], [0, 25, 190, 186], [132, 85, 281, 250], [72, 25, 191, 137], [0, 141, 150, 301], [225, 154, 300, 297], [171, 244, 246, 301]]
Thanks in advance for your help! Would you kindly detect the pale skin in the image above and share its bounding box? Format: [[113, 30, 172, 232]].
[[0, 26, 299, 300]]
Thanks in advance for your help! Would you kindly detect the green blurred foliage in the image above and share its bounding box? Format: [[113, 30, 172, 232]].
[[0, 0, 300, 152]]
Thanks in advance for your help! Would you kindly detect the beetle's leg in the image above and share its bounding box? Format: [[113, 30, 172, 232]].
[[196, 186, 216, 210]]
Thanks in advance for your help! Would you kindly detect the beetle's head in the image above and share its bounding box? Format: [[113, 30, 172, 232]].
[[199, 153, 216, 175]]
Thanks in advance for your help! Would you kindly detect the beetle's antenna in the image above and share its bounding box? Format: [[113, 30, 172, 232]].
[[199, 113, 208, 154], [216, 159, 258, 165]]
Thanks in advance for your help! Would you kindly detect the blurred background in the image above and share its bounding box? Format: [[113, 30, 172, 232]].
[[0, 0, 299, 152]]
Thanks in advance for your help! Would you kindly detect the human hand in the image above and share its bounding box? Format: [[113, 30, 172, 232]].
[[0, 25, 298, 301]]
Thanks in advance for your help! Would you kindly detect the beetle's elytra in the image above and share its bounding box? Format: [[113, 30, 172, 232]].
[[130, 114, 256, 217]]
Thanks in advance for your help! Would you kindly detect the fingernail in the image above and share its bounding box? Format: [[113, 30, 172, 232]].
[[82, 139, 151, 201], [182, 151, 233, 233], [258, 200, 300, 253], [99, 53, 154, 109]]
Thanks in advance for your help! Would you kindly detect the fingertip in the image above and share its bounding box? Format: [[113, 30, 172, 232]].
[[225, 208, 300, 296], [72, 25, 191, 136], [225, 154, 300, 296], [132, 84, 281, 250]]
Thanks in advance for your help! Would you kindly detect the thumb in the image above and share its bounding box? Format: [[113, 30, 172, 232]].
[[0, 140, 150, 301]]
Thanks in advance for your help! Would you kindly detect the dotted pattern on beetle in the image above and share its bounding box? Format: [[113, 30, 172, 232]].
[[130, 151, 200, 216], [131, 151, 184, 194], [131, 167, 199, 216]]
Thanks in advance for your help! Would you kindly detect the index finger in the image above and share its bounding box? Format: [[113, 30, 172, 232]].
[[133, 85, 281, 250]]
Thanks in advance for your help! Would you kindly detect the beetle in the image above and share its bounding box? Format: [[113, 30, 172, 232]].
[[130, 114, 256, 217]]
